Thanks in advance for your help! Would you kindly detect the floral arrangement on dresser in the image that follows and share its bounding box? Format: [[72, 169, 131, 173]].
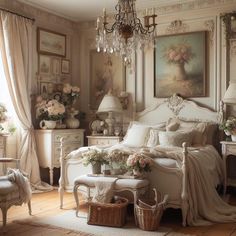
[[219, 117, 236, 141], [35, 96, 65, 122], [126, 153, 153, 175], [82, 149, 108, 166], [61, 83, 80, 107], [0, 103, 7, 131]]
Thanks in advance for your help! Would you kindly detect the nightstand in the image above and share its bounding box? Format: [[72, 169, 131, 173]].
[[35, 129, 85, 185], [87, 135, 123, 146], [220, 141, 236, 195]]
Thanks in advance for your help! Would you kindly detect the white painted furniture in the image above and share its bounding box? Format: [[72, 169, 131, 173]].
[[59, 94, 223, 225], [0, 159, 31, 232], [221, 141, 236, 195], [35, 129, 84, 185], [87, 135, 122, 146], [0, 134, 8, 157]]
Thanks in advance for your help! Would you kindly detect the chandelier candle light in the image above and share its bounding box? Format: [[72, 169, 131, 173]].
[[96, 0, 157, 65]]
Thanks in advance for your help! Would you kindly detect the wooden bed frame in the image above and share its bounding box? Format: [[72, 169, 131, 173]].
[[59, 94, 224, 226]]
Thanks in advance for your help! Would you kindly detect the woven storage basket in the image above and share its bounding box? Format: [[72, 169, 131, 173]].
[[135, 189, 168, 231], [87, 196, 128, 227]]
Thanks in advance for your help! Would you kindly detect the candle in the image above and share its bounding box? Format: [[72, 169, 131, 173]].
[[145, 8, 148, 16], [96, 17, 100, 29], [152, 7, 155, 15], [103, 8, 107, 21]]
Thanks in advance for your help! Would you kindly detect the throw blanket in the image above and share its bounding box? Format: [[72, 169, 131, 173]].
[[68, 143, 236, 226], [7, 168, 32, 203], [93, 177, 118, 203]]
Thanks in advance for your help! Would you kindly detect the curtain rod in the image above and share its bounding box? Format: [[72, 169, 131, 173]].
[[0, 7, 35, 22]]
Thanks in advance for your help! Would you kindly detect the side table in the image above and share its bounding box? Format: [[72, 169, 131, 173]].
[[220, 141, 236, 195]]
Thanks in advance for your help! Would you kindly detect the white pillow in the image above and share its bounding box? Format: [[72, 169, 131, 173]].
[[158, 131, 193, 147], [123, 123, 150, 147], [147, 128, 165, 147]]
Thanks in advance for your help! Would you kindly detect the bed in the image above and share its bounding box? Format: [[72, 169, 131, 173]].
[[59, 94, 236, 226]]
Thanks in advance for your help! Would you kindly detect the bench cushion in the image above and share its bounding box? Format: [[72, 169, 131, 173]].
[[74, 175, 149, 190]]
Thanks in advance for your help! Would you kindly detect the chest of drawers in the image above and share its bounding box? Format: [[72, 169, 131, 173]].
[[35, 129, 84, 185]]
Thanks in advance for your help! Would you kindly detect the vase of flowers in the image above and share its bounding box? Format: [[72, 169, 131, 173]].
[[126, 153, 153, 177], [62, 83, 80, 128], [220, 117, 236, 141], [163, 42, 195, 81], [35, 96, 65, 129], [82, 149, 108, 174], [65, 108, 80, 129], [62, 83, 80, 107], [105, 150, 129, 175]]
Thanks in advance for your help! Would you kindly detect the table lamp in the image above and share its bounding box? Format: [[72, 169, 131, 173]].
[[97, 91, 122, 136], [223, 81, 236, 104]]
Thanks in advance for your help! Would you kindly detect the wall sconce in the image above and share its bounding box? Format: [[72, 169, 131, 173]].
[[118, 91, 129, 110], [221, 11, 236, 40]]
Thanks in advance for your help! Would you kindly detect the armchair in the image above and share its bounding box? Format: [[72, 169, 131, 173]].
[[0, 158, 32, 232]]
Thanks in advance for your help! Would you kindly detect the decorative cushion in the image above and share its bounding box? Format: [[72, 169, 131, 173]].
[[74, 175, 149, 190], [123, 123, 150, 147], [166, 118, 180, 131], [167, 117, 209, 146], [158, 131, 193, 147], [146, 129, 163, 147]]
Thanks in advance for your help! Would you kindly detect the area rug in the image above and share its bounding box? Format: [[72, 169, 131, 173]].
[[13, 211, 193, 236]]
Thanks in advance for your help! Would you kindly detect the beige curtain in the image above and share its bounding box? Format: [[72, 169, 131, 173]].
[[0, 11, 52, 191]]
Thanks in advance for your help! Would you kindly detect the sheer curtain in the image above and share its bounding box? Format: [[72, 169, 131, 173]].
[[0, 10, 52, 191]]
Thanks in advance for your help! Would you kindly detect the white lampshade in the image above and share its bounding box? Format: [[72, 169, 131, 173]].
[[223, 81, 236, 104], [97, 93, 122, 113]]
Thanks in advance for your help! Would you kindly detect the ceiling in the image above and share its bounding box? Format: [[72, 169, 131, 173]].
[[17, 0, 192, 22]]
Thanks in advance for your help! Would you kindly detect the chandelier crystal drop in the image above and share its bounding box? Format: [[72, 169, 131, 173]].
[[96, 0, 157, 66]]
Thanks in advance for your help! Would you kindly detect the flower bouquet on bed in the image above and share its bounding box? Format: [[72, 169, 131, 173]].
[[82, 149, 108, 174], [126, 153, 153, 177]]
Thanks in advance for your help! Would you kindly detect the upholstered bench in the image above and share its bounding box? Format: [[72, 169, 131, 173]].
[[73, 175, 149, 216]]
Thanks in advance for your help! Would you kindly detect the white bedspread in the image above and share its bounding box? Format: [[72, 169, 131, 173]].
[[68, 143, 236, 226]]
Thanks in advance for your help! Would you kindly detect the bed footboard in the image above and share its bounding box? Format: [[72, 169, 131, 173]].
[[58, 138, 90, 209], [181, 142, 188, 226]]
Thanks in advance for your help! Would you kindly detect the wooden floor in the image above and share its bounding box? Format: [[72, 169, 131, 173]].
[[1, 189, 236, 236]]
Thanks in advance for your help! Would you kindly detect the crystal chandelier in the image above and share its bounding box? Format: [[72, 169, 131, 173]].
[[96, 0, 157, 66]]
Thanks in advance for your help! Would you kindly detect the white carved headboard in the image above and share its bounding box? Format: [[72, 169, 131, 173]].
[[135, 94, 223, 125]]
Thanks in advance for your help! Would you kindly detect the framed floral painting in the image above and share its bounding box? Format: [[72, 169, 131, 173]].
[[154, 31, 207, 98]]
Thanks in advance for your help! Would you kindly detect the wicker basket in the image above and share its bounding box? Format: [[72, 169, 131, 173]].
[[135, 189, 168, 231], [87, 196, 129, 227]]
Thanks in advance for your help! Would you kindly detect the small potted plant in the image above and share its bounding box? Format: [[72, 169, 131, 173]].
[[126, 153, 153, 177], [105, 150, 130, 175], [219, 117, 236, 141], [82, 149, 108, 174]]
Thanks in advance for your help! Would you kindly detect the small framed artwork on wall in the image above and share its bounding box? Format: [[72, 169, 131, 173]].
[[154, 31, 207, 98], [61, 59, 70, 74], [52, 57, 61, 75], [37, 28, 66, 57], [39, 55, 51, 75]]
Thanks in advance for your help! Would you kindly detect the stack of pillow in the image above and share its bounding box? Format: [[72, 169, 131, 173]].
[[122, 118, 218, 148]]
